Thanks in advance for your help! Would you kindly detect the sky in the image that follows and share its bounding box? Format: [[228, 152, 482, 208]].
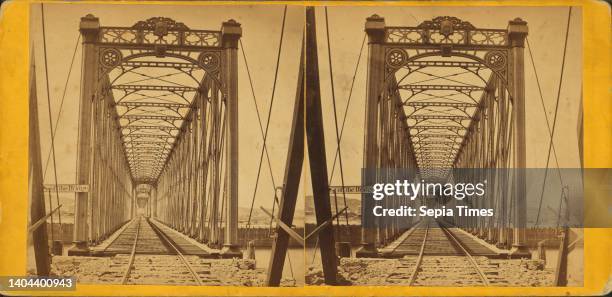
[[30, 4, 583, 224]]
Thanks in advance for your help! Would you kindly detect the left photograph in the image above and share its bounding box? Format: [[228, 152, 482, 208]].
[[27, 3, 305, 286]]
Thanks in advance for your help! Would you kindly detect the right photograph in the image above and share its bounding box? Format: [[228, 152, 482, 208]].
[[303, 6, 584, 287]]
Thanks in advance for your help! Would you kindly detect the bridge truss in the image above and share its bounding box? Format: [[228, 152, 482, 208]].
[[357, 15, 530, 257], [69, 15, 242, 257]]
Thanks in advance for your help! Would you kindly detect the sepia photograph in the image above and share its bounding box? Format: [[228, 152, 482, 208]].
[[23, 1, 589, 290], [302, 5, 584, 287], [27, 2, 305, 287]]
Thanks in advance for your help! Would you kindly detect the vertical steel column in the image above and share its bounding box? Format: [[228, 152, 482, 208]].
[[152, 187, 157, 218], [147, 188, 151, 217], [198, 87, 210, 243], [69, 14, 99, 255], [190, 112, 199, 237], [90, 94, 99, 242], [507, 18, 531, 258], [379, 85, 389, 245], [132, 186, 137, 219], [356, 14, 385, 258], [220, 19, 243, 257]]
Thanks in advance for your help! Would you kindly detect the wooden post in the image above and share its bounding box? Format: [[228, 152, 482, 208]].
[[68, 14, 99, 256], [356, 14, 385, 258], [554, 225, 570, 286], [508, 18, 531, 258], [29, 54, 51, 275], [555, 187, 571, 286], [305, 7, 338, 284], [220, 19, 243, 258], [265, 39, 305, 287]]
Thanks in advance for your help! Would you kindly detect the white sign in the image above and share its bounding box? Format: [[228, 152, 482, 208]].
[[44, 184, 89, 193], [329, 185, 372, 194]]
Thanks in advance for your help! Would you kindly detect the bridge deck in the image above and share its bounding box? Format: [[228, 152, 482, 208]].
[[91, 217, 218, 258], [379, 219, 500, 258]]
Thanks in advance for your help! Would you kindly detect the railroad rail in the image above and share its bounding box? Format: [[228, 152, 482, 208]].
[[386, 219, 494, 286], [118, 216, 214, 285]]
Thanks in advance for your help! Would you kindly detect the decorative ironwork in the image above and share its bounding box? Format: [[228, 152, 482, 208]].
[[470, 30, 507, 46], [418, 16, 476, 31], [386, 28, 423, 44], [198, 51, 221, 72], [99, 17, 221, 48], [386, 48, 408, 68], [100, 48, 122, 68], [385, 16, 508, 47], [484, 50, 507, 70], [132, 17, 189, 31]]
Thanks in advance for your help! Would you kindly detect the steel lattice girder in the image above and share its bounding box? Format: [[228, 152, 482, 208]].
[[123, 125, 178, 131], [415, 141, 460, 146], [405, 101, 478, 108], [115, 102, 191, 108], [126, 150, 169, 156], [397, 84, 484, 91], [120, 114, 184, 121], [415, 147, 458, 152], [405, 61, 485, 68], [412, 125, 466, 130], [419, 152, 455, 157], [419, 155, 454, 160], [111, 85, 198, 92], [125, 140, 173, 144], [125, 146, 169, 151], [409, 114, 471, 120], [123, 133, 175, 139], [414, 134, 462, 139], [121, 61, 200, 69]]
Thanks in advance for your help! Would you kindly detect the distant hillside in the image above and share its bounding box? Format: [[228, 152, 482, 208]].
[[304, 195, 361, 224], [238, 206, 305, 227]]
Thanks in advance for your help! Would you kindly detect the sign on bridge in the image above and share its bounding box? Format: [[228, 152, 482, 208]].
[[44, 184, 89, 193], [329, 185, 372, 194]]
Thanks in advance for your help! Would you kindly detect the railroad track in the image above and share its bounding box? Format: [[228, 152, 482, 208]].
[[118, 216, 217, 285], [386, 219, 493, 286]]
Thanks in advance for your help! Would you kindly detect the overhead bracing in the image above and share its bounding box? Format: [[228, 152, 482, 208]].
[[70, 15, 243, 257], [357, 14, 531, 258]]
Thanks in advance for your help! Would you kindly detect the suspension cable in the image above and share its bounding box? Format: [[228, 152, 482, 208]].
[[328, 33, 366, 183], [324, 7, 349, 228], [239, 39, 277, 191], [534, 7, 572, 226], [245, 5, 287, 228], [311, 16, 367, 265], [42, 34, 80, 179], [40, 3, 62, 243], [526, 37, 565, 182]]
